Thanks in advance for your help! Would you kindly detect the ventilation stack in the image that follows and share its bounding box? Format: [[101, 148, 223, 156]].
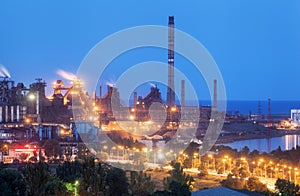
[[99, 85, 102, 99], [213, 79, 217, 109], [181, 80, 185, 107], [166, 16, 175, 106], [134, 92, 137, 107]]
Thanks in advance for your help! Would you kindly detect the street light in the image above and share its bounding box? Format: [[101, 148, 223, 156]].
[[294, 168, 298, 182], [74, 180, 79, 196], [3, 144, 8, 155], [222, 158, 226, 173], [208, 154, 215, 171]]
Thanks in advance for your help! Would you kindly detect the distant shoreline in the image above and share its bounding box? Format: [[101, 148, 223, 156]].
[[216, 129, 300, 145]]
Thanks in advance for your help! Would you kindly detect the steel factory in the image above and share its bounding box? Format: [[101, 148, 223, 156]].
[[0, 16, 217, 164]]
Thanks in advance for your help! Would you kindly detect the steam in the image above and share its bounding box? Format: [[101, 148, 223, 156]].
[[106, 82, 115, 87], [0, 65, 11, 78], [57, 69, 76, 81], [149, 82, 156, 87]]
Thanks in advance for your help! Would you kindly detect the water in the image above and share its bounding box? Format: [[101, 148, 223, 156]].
[[200, 100, 300, 115], [220, 134, 300, 153]]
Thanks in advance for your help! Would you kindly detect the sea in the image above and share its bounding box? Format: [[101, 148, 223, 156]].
[[211, 100, 300, 152], [199, 100, 300, 115], [221, 135, 300, 153]]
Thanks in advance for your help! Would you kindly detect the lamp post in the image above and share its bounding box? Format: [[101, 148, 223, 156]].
[[283, 165, 287, 179], [295, 168, 298, 184], [252, 161, 256, 177], [208, 154, 215, 171], [74, 180, 79, 196], [222, 158, 226, 174]]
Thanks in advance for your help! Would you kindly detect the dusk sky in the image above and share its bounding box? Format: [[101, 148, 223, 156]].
[[0, 0, 300, 100]]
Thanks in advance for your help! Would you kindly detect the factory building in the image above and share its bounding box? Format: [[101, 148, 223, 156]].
[[291, 109, 300, 126]]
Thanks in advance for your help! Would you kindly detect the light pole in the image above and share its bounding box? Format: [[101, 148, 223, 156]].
[[252, 161, 256, 177], [74, 180, 79, 196], [283, 165, 287, 179], [275, 168, 279, 179], [295, 168, 298, 183], [208, 154, 215, 171], [222, 158, 226, 174]]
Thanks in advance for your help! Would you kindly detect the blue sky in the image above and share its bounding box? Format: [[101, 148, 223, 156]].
[[0, 0, 300, 100]]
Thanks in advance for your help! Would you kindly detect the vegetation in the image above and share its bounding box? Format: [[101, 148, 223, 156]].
[[163, 162, 194, 195], [275, 178, 300, 196], [3, 142, 300, 195], [0, 169, 26, 196], [22, 162, 69, 196], [130, 171, 156, 195]]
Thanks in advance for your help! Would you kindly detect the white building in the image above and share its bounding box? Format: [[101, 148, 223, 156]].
[[291, 109, 300, 126]]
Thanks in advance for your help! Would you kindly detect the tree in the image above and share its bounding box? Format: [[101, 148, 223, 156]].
[[23, 162, 51, 195], [0, 169, 26, 196], [163, 162, 194, 195], [22, 162, 69, 195], [240, 146, 250, 157], [106, 167, 129, 195], [56, 160, 82, 183], [249, 149, 260, 159], [28, 156, 38, 163], [80, 157, 108, 195], [38, 175, 69, 196], [275, 178, 300, 196], [221, 174, 244, 190], [239, 167, 251, 179], [198, 163, 208, 178], [130, 171, 156, 196], [247, 177, 267, 193]]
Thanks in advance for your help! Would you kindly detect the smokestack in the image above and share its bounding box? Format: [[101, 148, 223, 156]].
[[134, 92, 137, 107], [181, 80, 185, 107], [16, 105, 20, 122], [213, 79, 217, 109], [11, 106, 14, 122], [93, 91, 97, 101], [5, 106, 8, 122], [100, 86, 102, 98], [268, 98, 271, 122], [0, 106, 2, 122], [166, 16, 175, 106]]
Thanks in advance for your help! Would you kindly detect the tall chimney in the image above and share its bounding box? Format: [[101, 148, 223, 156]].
[[5, 106, 8, 122], [167, 16, 175, 106], [134, 92, 137, 107], [268, 98, 271, 122], [11, 106, 14, 122], [0, 106, 2, 122], [99, 85, 102, 99], [16, 105, 20, 122], [213, 79, 217, 109], [181, 80, 185, 107], [93, 91, 97, 101]]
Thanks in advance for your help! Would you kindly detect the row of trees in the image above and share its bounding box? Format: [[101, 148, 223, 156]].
[[0, 158, 194, 196], [222, 175, 300, 195]]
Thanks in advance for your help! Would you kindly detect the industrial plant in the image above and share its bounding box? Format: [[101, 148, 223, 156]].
[[0, 16, 221, 164]]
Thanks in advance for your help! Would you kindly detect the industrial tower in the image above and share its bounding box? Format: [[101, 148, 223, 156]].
[[166, 16, 175, 106]]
